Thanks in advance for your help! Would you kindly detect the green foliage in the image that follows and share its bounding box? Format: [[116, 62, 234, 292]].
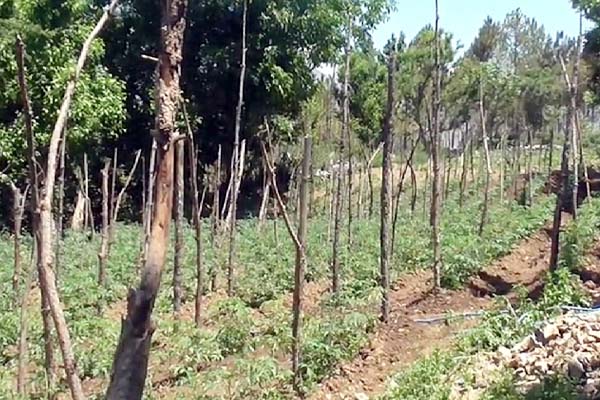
[[301, 312, 376, 389], [560, 198, 600, 271], [441, 194, 553, 289], [0, 0, 126, 175], [381, 351, 455, 400], [213, 298, 254, 356], [482, 372, 578, 400]]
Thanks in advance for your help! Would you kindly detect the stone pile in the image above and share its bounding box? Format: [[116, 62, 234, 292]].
[[495, 311, 600, 397]]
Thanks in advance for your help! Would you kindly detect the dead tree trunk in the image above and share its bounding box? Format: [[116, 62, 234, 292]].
[[21, 3, 120, 397], [258, 158, 271, 227], [550, 56, 575, 271], [55, 129, 66, 273], [261, 137, 310, 394], [331, 150, 344, 293], [380, 42, 395, 322], [328, 163, 336, 242], [98, 159, 111, 287], [342, 24, 352, 245], [409, 161, 417, 214], [479, 78, 492, 236], [141, 140, 157, 266], [293, 136, 311, 392], [210, 146, 221, 291], [105, 0, 186, 397], [183, 102, 206, 327], [173, 138, 185, 314], [391, 137, 419, 253], [459, 128, 470, 208], [430, 0, 442, 289], [527, 129, 534, 206], [500, 130, 506, 203], [226, 0, 248, 296], [17, 242, 36, 396], [1, 176, 28, 299], [16, 38, 57, 391], [548, 125, 555, 173]]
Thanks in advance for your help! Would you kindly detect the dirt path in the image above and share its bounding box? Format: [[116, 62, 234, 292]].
[[307, 227, 554, 400]]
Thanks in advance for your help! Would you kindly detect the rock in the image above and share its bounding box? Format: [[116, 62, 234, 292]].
[[497, 346, 512, 362], [354, 392, 369, 400], [582, 380, 599, 397], [541, 324, 560, 342], [568, 358, 585, 380], [584, 280, 597, 290], [516, 336, 535, 352]]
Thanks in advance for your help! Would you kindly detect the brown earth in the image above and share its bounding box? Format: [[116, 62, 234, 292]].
[[307, 226, 556, 400]]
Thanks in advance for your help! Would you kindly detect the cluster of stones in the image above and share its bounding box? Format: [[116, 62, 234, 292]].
[[495, 311, 600, 397]]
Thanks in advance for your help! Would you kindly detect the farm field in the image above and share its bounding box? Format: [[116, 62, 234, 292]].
[[2, 1, 600, 399]]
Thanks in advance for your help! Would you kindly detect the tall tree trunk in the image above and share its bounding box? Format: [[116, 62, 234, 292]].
[[16, 37, 57, 393], [55, 129, 66, 274], [98, 159, 111, 287], [4, 179, 27, 299], [210, 146, 222, 292], [479, 78, 492, 236], [550, 55, 576, 271], [83, 153, 90, 233], [342, 21, 352, 245], [500, 131, 506, 203], [173, 139, 184, 314], [258, 159, 271, 227], [409, 161, 417, 215], [142, 141, 157, 265], [292, 136, 311, 393], [367, 159, 375, 218], [548, 126, 555, 173], [380, 42, 395, 322], [21, 3, 119, 396], [17, 242, 36, 396], [459, 129, 470, 208], [182, 101, 206, 327], [430, 0, 442, 289], [328, 165, 336, 242], [391, 137, 419, 255], [527, 129, 534, 206], [331, 158, 344, 293], [357, 163, 364, 218], [106, 0, 186, 396], [227, 0, 248, 296]]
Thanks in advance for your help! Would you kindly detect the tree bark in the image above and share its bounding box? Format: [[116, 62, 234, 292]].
[[17, 37, 57, 392], [55, 129, 66, 274], [2, 177, 27, 299], [17, 241, 36, 396], [342, 23, 352, 245], [550, 55, 575, 271], [380, 42, 395, 322], [478, 78, 492, 236], [391, 136, 419, 253], [292, 136, 311, 393], [25, 3, 120, 397], [182, 101, 206, 327], [430, 0, 442, 289], [210, 145, 221, 291], [98, 159, 111, 287], [527, 129, 534, 207], [409, 161, 417, 215], [173, 138, 185, 314], [226, 0, 248, 297], [500, 130, 506, 203], [331, 158, 344, 293], [106, 0, 186, 396]]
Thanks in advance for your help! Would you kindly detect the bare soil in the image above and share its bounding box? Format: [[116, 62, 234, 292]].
[[307, 227, 555, 400]]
